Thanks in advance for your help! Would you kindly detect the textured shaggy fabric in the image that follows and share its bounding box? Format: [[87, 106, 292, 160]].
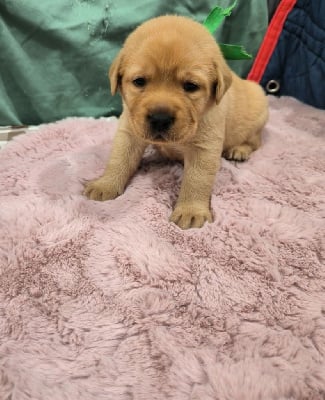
[[0, 96, 324, 400]]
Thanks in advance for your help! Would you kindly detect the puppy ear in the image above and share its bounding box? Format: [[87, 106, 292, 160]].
[[108, 51, 123, 95], [214, 57, 232, 104]]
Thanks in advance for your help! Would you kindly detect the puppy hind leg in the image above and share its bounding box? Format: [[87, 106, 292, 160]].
[[223, 130, 262, 162], [223, 144, 253, 161]]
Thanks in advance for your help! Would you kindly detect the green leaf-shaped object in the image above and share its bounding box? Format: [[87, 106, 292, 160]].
[[219, 43, 252, 60], [202, 1, 252, 60], [203, 0, 238, 34]]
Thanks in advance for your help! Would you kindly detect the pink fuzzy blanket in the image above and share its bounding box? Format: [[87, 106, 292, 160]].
[[0, 96, 324, 399]]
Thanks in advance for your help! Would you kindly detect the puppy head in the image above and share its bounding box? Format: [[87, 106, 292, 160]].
[[109, 16, 232, 144]]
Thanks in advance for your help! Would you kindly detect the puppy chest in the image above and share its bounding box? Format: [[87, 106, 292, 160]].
[[155, 144, 184, 162]]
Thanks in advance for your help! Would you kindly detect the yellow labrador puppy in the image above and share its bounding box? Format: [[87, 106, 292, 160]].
[[85, 16, 268, 229]]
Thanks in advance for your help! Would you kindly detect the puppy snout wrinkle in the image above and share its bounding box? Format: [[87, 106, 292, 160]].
[[147, 111, 175, 139]]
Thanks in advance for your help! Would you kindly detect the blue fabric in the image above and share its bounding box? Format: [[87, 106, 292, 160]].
[[262, 0, 325, 109]]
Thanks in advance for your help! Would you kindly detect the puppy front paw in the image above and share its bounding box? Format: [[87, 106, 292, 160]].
[[170, 203, 213, 229], [84, 177, 123, 201]]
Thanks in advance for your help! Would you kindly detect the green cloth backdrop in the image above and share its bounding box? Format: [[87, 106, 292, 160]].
[[0, 0, 268, 125]]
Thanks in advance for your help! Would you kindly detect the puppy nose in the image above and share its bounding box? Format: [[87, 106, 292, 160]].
[[147, 111, 175, 137]]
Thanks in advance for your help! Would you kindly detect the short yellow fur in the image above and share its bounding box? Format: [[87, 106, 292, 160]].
[[85, 16, 268, 229]]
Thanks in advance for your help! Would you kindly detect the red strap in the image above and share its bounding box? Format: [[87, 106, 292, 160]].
[[247, 0, 297, 82]]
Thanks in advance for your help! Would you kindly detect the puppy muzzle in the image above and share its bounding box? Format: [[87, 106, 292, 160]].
[[147, 110, 175, 141]]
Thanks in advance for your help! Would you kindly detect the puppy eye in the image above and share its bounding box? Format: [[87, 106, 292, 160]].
[[133, 77, 147, 88], [183, 81, 200, 93]]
